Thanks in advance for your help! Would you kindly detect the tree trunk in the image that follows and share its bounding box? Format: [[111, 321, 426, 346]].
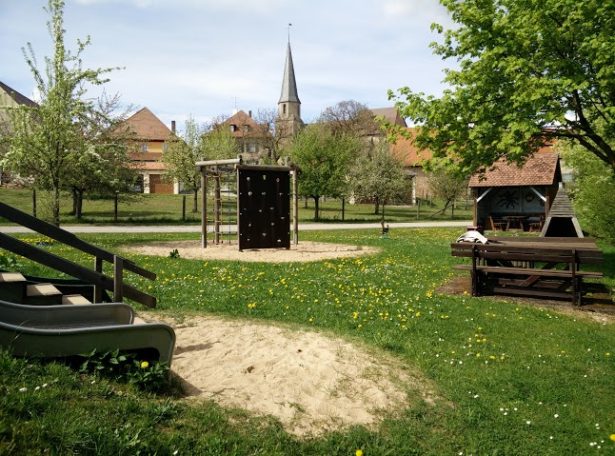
[[373, 197, 380, 215], [52, 185, 61, 227], [313, 196, 320, 221], [193, 189, 198, 213], [75, 190, 83, 220], [71, 188, 78, 216], [304, 196, 308, 209]]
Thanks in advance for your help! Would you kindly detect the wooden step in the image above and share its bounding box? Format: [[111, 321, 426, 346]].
[[24, 283, 63, 305], [26, 283, 62, 297], [0, 272, 27, 283], [61, 294, 92, 305]]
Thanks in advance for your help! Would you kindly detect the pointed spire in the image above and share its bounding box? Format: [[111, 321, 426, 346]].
[[279, 42, 300, 104]]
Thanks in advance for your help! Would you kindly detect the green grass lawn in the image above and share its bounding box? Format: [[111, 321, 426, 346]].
[[0, 187, 473, 225], [1, 228, 614, 455]]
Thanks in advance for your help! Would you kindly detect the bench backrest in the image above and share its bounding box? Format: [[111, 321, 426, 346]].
[[451, 242, 603, 264]]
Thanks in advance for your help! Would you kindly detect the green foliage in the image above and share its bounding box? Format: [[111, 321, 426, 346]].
[[163, 117, 203, 191], [2, 230, 615, 454], [390, 0, 615, 174], [200, 122, 239, 161], [349, 141, 407, 213], [562, 144, 615, 241], [290, 124, 361, 220], [2, 0, 120, 225], [78, 348, 171, 392]]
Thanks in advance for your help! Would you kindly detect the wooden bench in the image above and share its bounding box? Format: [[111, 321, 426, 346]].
[[451, 238, 604, 305]]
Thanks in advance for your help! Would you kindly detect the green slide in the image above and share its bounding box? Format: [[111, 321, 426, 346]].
[[0, 300, 175, 366]]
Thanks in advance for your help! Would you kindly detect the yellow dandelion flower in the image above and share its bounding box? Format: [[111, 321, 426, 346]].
[[356, 450, 364, 456], [610, 434, 615, 442], [140, 361, 149, 369]]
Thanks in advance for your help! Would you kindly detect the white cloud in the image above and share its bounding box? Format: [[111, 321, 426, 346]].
[[381, 0, 451, 24], [73, 0, 288, 13]]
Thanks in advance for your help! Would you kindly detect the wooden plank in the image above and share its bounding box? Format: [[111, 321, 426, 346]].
[[454, 264, 602, 278], [0, 202, 156, 280], [492, 287, 572, 300]]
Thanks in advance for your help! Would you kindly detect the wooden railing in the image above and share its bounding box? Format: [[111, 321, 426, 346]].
[[0, 202, 156, 307]]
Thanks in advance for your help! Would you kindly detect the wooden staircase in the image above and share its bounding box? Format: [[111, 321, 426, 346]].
[[0, 272, 92, 306], [0, 202, 156, 307]]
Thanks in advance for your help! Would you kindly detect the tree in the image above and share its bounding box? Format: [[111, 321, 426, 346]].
[[253, 108, 283, 162], [426, 164, 468, 218], [289, 124, 360, 220], [2, 0, 117, 225], [561, 143, 615, 242], [318, 100, 378, 137], [390, 0, 615, 175], [162, 116, 205, 212], [67, 93, 136, 219], [349, 142, 407, 215], [200, 119, 239, 161]]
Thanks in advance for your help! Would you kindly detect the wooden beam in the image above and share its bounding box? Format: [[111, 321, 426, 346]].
[[0, 233, 156, 308], [0, 202, 155, 280]]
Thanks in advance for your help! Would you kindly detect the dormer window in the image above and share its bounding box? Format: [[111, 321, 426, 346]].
[[243, 125, 249, 133], [230, 124, 237, 132]]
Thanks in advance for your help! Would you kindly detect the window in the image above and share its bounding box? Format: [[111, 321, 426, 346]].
[[248, 142, 257, 153], [140, 143, 148, 153], [243, 125, 249, 133], [282, 104, 287, 115], [230, 124, 237, 132], [163, 143, 168, 153]]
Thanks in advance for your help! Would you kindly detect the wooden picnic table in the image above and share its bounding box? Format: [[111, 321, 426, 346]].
[[451, 236, 604, 305]]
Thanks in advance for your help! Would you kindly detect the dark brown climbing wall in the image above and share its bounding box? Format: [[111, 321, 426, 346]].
[[237, 167, 290, 250]]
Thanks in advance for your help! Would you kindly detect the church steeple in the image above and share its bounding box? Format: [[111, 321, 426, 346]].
[[276, 38, 303, 145], [279, 42, 300, 105]]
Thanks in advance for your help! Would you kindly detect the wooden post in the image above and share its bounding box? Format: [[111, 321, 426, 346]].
[[471, 245, 478, 297], [94, 257, 103, 302], [182, 195, 186, 221], [416, 198, 421, 220], [292, 169, 299, 245], [113, 255, 124, 302], [114, 192, 119, 222], [214, 172, 221, 245], [206, 173, 207, 249], [341, 197, 345, 221], [32, 189, 37, 218]]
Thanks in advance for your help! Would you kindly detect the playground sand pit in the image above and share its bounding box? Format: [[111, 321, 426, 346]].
[[144, 314, 437, 437], [123, 240, 379, 263]]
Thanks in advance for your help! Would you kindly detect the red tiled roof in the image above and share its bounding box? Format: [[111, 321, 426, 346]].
[[469, 154, 561, 188], [221, 110, 270, 139], [370, 107, 407, 128], [120, 107, 173, 141], [389, 128, 433, 166]]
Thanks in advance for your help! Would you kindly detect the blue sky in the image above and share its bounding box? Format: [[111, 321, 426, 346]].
[[1, 0, 453, 130]]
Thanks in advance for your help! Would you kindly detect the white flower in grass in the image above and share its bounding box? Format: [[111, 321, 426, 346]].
[[18, 387, 27, 392], [554, 414, 559, 418]]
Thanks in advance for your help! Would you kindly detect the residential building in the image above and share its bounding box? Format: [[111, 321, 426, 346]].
[[219, 109, 272, 162], [389, 128, 433, 203], [0, 81, 38, 185], [117, 107, 176, 194]]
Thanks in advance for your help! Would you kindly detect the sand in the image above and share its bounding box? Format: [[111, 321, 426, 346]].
[[122, 240, 379, 263], [146, 314, 436, 437]]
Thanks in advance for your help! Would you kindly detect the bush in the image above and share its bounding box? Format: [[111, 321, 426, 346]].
[[562, 145, 615, 242]]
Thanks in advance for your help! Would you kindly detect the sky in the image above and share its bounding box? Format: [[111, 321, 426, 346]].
[[0, 0, 454, 132]]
